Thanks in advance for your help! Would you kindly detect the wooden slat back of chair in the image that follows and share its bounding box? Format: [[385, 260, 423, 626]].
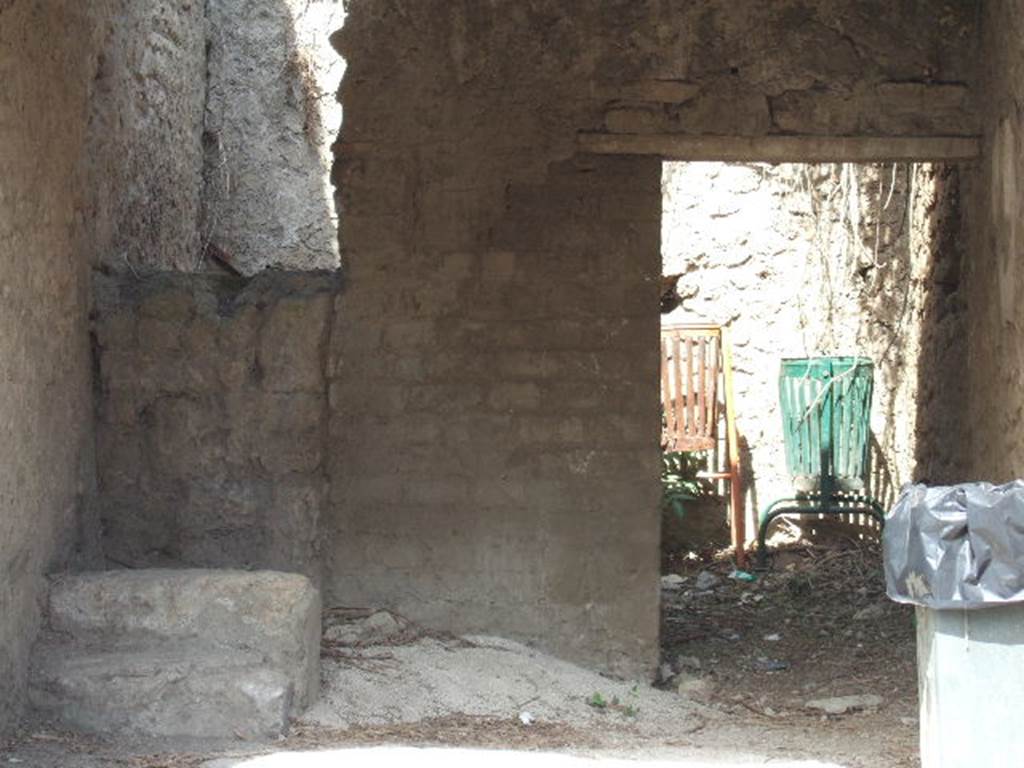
[[661, 324, 721, 453]]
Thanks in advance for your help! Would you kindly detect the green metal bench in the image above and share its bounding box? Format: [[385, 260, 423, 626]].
[[756, 356, 885, 569]]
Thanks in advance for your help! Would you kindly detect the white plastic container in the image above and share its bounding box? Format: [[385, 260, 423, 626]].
[[917, 603, 1024, 768]]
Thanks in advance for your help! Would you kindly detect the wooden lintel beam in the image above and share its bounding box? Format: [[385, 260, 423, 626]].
[[578, 133, 981, 162]]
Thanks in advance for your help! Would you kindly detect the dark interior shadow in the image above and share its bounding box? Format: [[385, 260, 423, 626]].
[[738, 433, 757, 537]]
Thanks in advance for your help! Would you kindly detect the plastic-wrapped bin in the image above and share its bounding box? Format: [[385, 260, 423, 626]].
[[884, 482, 1024, 768]]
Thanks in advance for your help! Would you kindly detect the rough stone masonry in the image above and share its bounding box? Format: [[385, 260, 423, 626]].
[[323, 0, 979, 677], [1, 3, 987, 738], [86, 1, 983, 682]]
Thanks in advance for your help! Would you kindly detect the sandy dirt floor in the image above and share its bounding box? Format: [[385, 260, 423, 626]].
[[1, 538, 918, 768]]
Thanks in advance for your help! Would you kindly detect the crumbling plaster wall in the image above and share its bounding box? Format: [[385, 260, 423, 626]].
[[324, 0, 979, 677], [0, 1, 108, 733], [662, 161, 967, 529], [964, 0, 1024, 481]]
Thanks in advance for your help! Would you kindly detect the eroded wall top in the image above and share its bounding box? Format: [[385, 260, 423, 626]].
[[202, 0, 345, 275], [85, 0, 978, 274], [334, 0, 979, 152], [89, 0, 344, 276]]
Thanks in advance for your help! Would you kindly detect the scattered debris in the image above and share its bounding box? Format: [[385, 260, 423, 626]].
[[805, 694, 884, 715], [661, 540, 915, 734], [753, 657, 789, 672], [853, 603, 887, 621], [660, 574, 686, 589], [323, 609, 409, 647], [695, 571, 720, 590], [518, 711, 535, 726], [674, 655, 702, 671], [674, 672, 713, 700], [729, 569, 758, 582]]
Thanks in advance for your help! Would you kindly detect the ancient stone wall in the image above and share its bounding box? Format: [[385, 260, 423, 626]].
[[0, 0, 107, 733], [93, 273, 338, 581], [86, 0, 207, 273], [662, 161, 967, 529], [324, 0, 979, 677], [590, 1, 977, 140], [963, 1, 1024, 482], [89, 0, 981, 679]]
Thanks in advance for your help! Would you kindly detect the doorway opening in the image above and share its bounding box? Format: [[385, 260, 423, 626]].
[[656, 159, 966, 746]]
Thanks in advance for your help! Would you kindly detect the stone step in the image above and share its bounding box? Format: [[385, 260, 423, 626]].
[[29, 640, 292, 739], [46, 568, 321, 708]]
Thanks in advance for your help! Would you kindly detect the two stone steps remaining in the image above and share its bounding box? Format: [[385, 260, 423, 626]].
[[29, 569, 321, 739]]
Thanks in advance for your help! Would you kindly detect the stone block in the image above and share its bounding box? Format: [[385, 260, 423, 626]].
[[216, 303, 262, 354], [439, 251, 476, 277], [674, 80, 773, 136], [382, 319, 436, 350], [202, 0, 341, 273], [47, 569, 321, 708], [481, 250, 517, 280], [228, 391, 325, 476], [95, 428, 145, 493], [93, 311, 137, 350], [259, 296, 329, 393], [136, 316, 184, 354], [604, 106, 667, 134], [769, 88, 863, 134], [30, 644, 291, 739], [487, 382, 541, 411], [148, 395, 227, 477], [873, 81, 975, 134], [184, 478, 269, 532], [617, 80, 701, 104], [268, 480, 325, 567], [137, 290, 195, 322], [97, 496, 176, 567]]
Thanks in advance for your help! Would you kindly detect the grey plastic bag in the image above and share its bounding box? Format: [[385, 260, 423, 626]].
[[884, 481, 1024, 609]]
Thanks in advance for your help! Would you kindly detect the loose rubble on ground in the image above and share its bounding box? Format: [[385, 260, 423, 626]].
[[657, 531, 918, 764], [3, 536, 920, 768]]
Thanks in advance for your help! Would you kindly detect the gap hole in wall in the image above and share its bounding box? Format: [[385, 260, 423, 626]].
[[656, 159, 966, 698]]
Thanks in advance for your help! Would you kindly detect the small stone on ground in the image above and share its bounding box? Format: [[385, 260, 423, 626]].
[[694, 571, 720, 590], [660, 574, 685, 589], [805, 694, 884, 715]]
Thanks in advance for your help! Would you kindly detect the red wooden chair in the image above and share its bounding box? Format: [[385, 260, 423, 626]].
[[660, 323, 745, 567]]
